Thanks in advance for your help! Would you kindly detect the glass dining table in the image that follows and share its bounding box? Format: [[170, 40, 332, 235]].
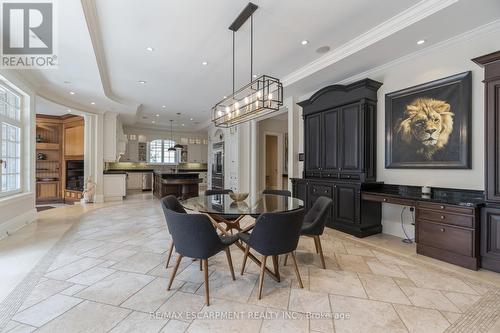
[[181, 193, 304, 282]]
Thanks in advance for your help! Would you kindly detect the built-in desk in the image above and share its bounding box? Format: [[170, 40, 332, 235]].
[[362, 184, 484, 270]]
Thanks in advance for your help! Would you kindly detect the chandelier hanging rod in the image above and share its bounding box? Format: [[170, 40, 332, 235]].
[[228, 2, 258, 32]]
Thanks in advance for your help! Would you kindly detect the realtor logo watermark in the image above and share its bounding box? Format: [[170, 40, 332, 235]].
[[1, 0, 58, 68]]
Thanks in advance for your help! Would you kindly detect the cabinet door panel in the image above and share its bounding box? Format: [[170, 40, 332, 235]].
[[305, 114, 321, 171], [340, 104, 361, 171], [322, 109, 339, 170], [334, 183, 359, 225], [65, 125, 84, 157], [481, 208, 500, 263], [486, 80, 500, 202]]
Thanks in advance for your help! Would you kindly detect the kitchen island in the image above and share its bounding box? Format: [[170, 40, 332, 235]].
[[153, 172, 202, 199]]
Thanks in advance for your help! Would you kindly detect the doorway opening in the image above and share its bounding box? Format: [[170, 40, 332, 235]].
[[265, 135, 278, 189]]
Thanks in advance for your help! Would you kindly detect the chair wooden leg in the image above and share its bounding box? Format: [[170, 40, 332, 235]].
[[313, 236, 320, 254], [165, 242, 174, 268], [290, 251, 304, 289], [283, 254, 288, 266], [272, 256, 280, 282], [167, 253, 183, 291], [203, 259, 210, 306], [225, 247, 236, 281], [258, 255, 268, 300], [240, 244, 250, 275], [315, 236, 326, 269]]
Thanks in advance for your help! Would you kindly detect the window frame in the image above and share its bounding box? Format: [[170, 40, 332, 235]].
[[0, 81, 23, 198], [148, 139, 178, 165]]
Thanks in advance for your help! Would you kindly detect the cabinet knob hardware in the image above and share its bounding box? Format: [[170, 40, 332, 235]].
[[440, 205, 445, 209], [440, 228, 445, 232], [383, 198, 387, 202], [440, 215, 445, 220]]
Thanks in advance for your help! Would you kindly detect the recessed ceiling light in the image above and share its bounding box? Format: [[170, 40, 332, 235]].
[[90, 102, 95, 105], [139, 80, 146, 84], [67, 109, 72, 113], [301, 40, 309, 45], [417, 39, 426, 45], [69, 91, 75, 95], [190, 118, 194, 121], [202, 61, 208, 66], [146, 47, 154, 52], [182, 124, 185, 126], [223, 96, 227, 99], [162, 105, 166, 108], [156, 114, 160, 117], [152, 120, 155, 124]]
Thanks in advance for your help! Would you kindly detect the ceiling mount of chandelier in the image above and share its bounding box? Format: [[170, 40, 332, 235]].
[[212, 2, 283, 128]]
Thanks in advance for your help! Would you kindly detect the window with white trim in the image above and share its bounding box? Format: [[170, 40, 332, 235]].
[[148, 139, 177, 164], [0, 83, 22, 197]]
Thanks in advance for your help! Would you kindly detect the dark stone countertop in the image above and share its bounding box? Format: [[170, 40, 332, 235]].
[[362, 184, 485, 207], [105, 169, 154, 173], [154, 171, 200, 179]]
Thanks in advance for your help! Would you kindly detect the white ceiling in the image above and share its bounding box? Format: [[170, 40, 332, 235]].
[[17, 0, 500, 131]]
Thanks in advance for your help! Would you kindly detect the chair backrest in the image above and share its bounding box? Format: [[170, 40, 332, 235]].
[[205, 189, 233, 196], [161, 195, 187, 214], [262, 189, 291, 197], [161, 200, 224, 259], [248, 208, 305, 256], [303, 196, 333, 235]]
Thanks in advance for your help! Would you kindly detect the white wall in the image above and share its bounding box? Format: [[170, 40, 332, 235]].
[[0, 72, 37, 238], [296, 27, 500, 238]]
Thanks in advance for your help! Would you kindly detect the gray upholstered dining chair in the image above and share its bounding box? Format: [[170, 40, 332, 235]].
[[239, 208, 305, 300], [162, 195, 187, 269], [262, 189, 291, 197], [161, 196, 238, 306], [284, 196, 333, 269]]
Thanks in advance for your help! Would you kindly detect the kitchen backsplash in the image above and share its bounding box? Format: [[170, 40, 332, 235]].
[[105, 162, 207, 171]]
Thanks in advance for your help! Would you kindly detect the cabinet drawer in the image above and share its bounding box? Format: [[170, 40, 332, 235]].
[[417, 208, 474, 228], [417, 202, 474, 215], [417, 221, 473, 257], [310, 184, 332, 196], [339, 174, 360, 180]]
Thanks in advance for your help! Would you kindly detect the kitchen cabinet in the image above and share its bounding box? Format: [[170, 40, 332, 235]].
[[187, 144, 208, 163], [64, 121, 84, 158], [473, 51, 500, 272], [103, 174, 126, 201], [126, 173, 143, 190], [36, 181, 60, 201], [292, 78, 382, 237]]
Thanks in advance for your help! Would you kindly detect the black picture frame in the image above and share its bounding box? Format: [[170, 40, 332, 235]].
[[385, 71, 472, 169]]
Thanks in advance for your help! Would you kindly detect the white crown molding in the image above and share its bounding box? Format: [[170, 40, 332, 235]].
[[296, 18, 500, 102], [335, 18, 500, 86], [282, 0, 459, 87], [80, 0, 140, 109]]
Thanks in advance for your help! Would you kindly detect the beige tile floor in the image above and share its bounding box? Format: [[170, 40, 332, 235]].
[[1, 194, 500, 333]]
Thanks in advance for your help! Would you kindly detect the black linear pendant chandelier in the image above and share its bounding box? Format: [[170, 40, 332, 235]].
[[212, 2, 283, 128]]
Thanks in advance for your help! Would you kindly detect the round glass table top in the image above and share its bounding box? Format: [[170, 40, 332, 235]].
[[181, 194, 304, 216]]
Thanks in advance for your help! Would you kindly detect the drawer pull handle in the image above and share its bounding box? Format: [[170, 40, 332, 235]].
[[440, 215, 445, 220], [440, 228, 445, 232], [440, 205, 445, 209]]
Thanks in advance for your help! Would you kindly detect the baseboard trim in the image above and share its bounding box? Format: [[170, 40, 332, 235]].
[[0, 209, 37, 240]]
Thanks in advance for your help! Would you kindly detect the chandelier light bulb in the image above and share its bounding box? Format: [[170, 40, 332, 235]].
[[244, 97, 249, 104], [257, 91, 262, 98], [268, 93, 273, 100]]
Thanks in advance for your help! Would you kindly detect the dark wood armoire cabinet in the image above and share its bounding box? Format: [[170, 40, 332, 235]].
[[473, 51, 500, 272], [292, 79, 383, 237]]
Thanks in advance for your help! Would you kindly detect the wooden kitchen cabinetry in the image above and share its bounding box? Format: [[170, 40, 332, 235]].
[[63, 118, 84, 159]]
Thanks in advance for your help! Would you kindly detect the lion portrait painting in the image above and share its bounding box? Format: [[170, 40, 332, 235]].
[[385, 71, 471, 169], [396, 98, 454, 160]]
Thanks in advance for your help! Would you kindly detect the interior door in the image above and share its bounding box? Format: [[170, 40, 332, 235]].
[[339, 103, 361, 171], [265, 135, 278, 189], [305, 114, 321, 171], [322, 108, 339, 171]]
